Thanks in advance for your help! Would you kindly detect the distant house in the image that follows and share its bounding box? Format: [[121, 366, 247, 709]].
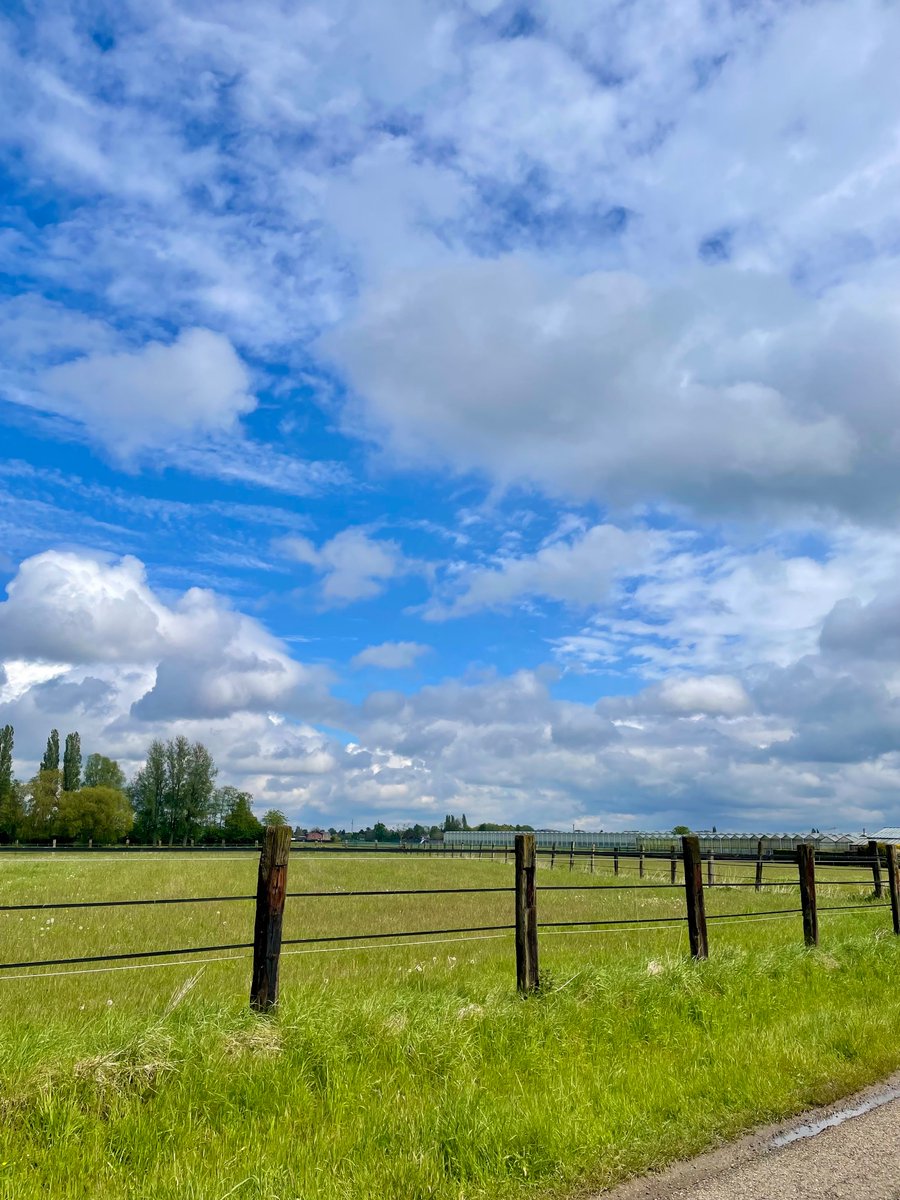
[[305, 829, 325, 842]]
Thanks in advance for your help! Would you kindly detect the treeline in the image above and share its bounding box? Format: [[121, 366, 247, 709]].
[[335, 815, 535, 843], [0, 726, 277, 845]]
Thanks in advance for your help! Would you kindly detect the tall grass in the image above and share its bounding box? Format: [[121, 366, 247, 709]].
[[0, 851, 897, 1199]]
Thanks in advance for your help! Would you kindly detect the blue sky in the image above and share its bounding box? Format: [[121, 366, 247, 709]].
[[2, 0, 900, 832]]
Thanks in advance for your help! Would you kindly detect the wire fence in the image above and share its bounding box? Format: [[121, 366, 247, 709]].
[[0, 833, 896, 1001]]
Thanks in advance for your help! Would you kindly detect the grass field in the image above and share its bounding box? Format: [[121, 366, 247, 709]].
[[1, 849, 899, 1200]]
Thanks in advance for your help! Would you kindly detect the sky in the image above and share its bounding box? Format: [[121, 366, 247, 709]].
[[2, 0, 900, 834]]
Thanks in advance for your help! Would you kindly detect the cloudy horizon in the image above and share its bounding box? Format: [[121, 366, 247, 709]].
[[2, 0, 900, 833]]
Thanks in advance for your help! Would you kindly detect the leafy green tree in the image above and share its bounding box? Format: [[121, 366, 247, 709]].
[[0, 725, 15, 840], [182, 741, 217, 840], [41, 729, 60, 773], [23, 769, 61, 840], [672, 825, 692, 835], [63, 732, 82, 792], [130, 739, 167, 842], [262, 808, 288, 826], [57, 787, 134, 843], [83, 754, 126, 791], [0, 780, 24, 843], [131, 738, 218, 843], [222, 791, 263, 843]]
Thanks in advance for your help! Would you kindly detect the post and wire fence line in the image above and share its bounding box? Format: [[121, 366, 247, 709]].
[[0, 830, 898, 1004]]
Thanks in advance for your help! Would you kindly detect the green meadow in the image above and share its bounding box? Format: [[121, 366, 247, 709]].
[[0, 850, 898, 1200]]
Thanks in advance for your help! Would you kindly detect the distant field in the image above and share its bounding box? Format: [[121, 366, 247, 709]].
[[1, 851, 899, 1199]]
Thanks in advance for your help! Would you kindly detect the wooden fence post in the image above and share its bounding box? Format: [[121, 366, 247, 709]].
[[797, 842, 818, 947], [887, 843, 900, 936], [639, 844, 645, 878], [250, 824, 292, 1012], [682, 835, 708, 960], [569, 841, 575, 871], [614, 847, 619, 876], [869, 840, 884, 898], [550, 842, 557, 870], [515, 833, 539, 994], [590, 844, 595, 875], [707, 850, 714, 887], [755, 839, 764, 892], [670, 843, 677, 884]]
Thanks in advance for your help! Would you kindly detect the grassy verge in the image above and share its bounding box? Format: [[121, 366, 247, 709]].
[[0, 853, 897, 1199]]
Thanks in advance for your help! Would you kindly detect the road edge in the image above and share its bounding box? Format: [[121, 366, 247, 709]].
[[591, 1069, 900, 1199]]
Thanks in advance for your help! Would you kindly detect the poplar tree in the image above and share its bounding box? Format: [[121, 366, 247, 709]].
[[63, 732, 82, 792], [0, 725, 22, 842], [41, 729, 60, 773], [0, 725, 12, 802]]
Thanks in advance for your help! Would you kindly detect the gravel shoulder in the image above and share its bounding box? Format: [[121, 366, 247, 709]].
[[595, 1072, 900, 1200]]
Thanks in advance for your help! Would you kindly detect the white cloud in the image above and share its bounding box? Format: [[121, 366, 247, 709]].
[[326, 258, 899, 518], [0, 552, 165, 664], [655, 675, 751, 718], [0, 550, 328, 720], [425, 522, 669, 618], [3, 549, 900, 830], [39, 328, 254, 457], [352, 641, 431, 670], [279, 527, 417, 605], [556, 525, 900, 676]]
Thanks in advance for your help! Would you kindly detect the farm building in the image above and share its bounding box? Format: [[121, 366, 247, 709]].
[[442, 829, 865, 855]]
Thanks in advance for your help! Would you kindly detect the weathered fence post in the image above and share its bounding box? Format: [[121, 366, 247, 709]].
[[682, 835, 708, 960], [569, 841, 575, 871], [887, 843, 900, 936], [250, 824, 292, 1012], [590, 844, 595, 875], [797, 842, 818, 947], [670, 843, 677, 884], [515, 833, 539, 994], [755, 839, 764, 893], [614, 847, 619, 876], [869, 840, 884, 898], [504, 844, 508, 864], [707, 850, 714, 887], [639, 844, 645, 878], [550, 842, 557, 870]]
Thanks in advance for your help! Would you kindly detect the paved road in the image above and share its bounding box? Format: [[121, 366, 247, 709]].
[[598, 1075, 900, 1200]]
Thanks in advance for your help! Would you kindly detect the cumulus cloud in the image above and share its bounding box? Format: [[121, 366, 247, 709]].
[[655, 675, 752, 718], [279, 527, 418, 605], [0, 552, 164, 664], [820, 593, 900, 662], [3, 550, 900, 830], [39, 328, 255, 457], [324, 258, 900, 519], [0, 550, 329, 721], [352, 641, 431, 670]]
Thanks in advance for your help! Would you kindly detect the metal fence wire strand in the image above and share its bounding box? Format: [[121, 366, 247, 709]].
[[0, 885, 520, 913]]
